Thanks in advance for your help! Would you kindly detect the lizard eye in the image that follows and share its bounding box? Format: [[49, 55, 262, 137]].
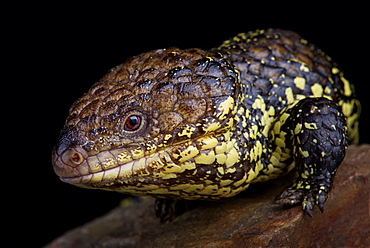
[[123, 114, 142, 132]]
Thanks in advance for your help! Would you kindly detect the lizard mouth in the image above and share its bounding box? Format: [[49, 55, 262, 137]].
[[53, 145, 171, 187], [52, 136, 205, 189], [58, 159, 136, 187]]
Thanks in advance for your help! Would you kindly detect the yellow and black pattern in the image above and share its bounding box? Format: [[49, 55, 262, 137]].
[[52, 29, 360, 218]]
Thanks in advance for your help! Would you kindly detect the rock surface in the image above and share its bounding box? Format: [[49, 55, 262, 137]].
[[45, 145, 370, 248]]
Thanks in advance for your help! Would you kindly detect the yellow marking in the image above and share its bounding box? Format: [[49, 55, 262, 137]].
[[225, 167, 237, 174], [249, 124, 259, 139], [220, 179, 233, 186], [294, 123, 302, 134], [252, 97, 263, 109], [110, 149, 132, 165], [311, 83, 323, 97], [296, 94, 306, 100], [268, 106, 275, 116], [216, 96, 234, 120], [273, 121, 281, 134], [225, 117, 234, 129], [321, 152, 326, 157], [255, 140, 263, 156], [304, 122, 318, 129], [215, 153, 227, 164], [215, 142, 227, 154], [178, 125, 196, 138], [281, 151, 292, 161], [324, 86, 331, 95], [100, 157, 118, 170], [299, 148, 310, 158], [294, 77, 306, 90], [162, 164, 182, 173], [233, 36, 241, 42], [225, 139, 235, 153], [169, 184, 189, 191], [215, 187, 231, 196], [272, 151, 281, 160], [183, 184, 204, 193], [131, 147, 144, 159], [275, 137, 286, 148], [279, 112, 290, 124], [249, 141, 262, 162], [162, 173, 177, 179], [197, 136, 218, 150], [275, 146, 282, 155], [161, 152, 173, 163], [279, 131, 287, 141], [255, 160, 264, 172], [194, 150, 216, 165], [265, 163, 277, 174], [175, 145, 199, 162], [146, 154, 165, 170], [270, 156, 280, 166], [341, 101, 352, 117], [217, 167, 225, 175], [341, 76, 352, 96], [246, 168, 258, 183], [245, 108, 251, 118], [332, 67, 340, 74], [152, 170, 166, 179], [198, 185, 218, 195], [145, 142, 157, 154], [325, 55, 332, 62], [262, 121, 272, 137], [285, 87, 295, 104], [243, 132, 249, 140], [300, 64, 310, 72], [205, 56, 214, 61], [225, 147, 239, 167], [202, 119, 221, 132], [301, 170, 310, 179], [180, 161, 196, 171], [164, 134, 172, 140], [234, 114, 241, 126]]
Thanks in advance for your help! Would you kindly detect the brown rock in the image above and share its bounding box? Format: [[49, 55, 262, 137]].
[[45, 145, 370, 248]]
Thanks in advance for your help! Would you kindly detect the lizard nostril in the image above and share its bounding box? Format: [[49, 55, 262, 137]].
[[70, 151, 84, 165], [61, 148, 86, 167]]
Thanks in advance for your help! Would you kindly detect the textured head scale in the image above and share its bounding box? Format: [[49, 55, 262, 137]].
[[52, 47, 240, 197]]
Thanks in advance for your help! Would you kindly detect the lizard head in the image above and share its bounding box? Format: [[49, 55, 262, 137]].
[[52, 47, 242, 198]]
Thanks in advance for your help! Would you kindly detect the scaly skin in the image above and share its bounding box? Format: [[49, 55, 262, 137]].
[[52, 29, 360, 218]]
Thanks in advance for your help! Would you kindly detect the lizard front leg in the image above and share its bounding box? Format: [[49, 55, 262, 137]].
[[274, 97, 348, 216]]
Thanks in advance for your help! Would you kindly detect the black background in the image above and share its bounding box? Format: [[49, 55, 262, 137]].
[[4, 2, 369, 247]]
